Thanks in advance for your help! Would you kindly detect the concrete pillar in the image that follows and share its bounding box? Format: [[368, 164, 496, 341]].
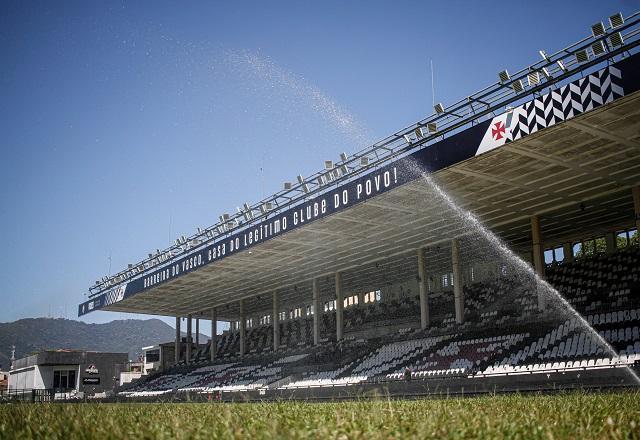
[[605, 232, 616, 254], [195, 318, 200, 346], [210, 308, 217, 362], [239, 299, 245, 357], [312, 278, 320, 345], [563, 243, 573, 262], [335, 272, 344, 341], [633, 185, 640, 232], [175, 316, 181, 364], [531, 215, 546, 310], [452, 239, 464, 324], [186, 314, 192, 364], [273, 291, 280, 351], [531, 216, 545, 278], [417, 248, 430, 329]]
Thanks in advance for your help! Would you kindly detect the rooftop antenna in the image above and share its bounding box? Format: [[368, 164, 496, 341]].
[[430, 59, 435, 108]]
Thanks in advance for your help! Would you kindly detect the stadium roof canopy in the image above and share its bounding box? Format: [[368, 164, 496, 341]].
[[79, 13, 640, 321]]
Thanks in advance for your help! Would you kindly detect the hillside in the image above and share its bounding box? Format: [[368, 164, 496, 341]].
[[0, 318, 206, 368]]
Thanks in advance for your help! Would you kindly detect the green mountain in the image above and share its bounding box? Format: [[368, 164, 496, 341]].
[[0, 317, 206, 368]]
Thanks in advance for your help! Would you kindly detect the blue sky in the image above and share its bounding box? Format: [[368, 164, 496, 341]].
[[1, 0, 637, 330]]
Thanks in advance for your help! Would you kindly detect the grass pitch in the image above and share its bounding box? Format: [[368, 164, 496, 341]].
[[0, 391, 639, 439]]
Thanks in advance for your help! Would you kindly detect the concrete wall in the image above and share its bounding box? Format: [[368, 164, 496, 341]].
[[8, 367, 35, 390]]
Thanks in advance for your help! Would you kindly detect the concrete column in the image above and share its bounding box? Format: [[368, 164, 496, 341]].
[[175, 316, 181, 364], [531, 215, 546, 310], [605, 232, 616, 254], [273, 291, 280, 351], [239, 299, 245, 357], [563, 243, 573, 262], [186, 314, 192, 364], [417, 248, 430, 329], [312, 278, 320, 345], [531, 216, 545, 277], [210, 308, 217, 362], [633, 185, 640, 232], [195, 318, 200, 346], [335, 272, 344, 341], [452, 239, 464, 324]]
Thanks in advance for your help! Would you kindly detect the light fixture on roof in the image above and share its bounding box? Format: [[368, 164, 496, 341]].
[[609, 12, 623, 28], [239, 204, 253, 221], [403, 134, 412, 144], [360, 157, 369, 166], [527, 71, 540, 86], [414, 127, 426, 138], [324, 160, 333, 170], [148, 253, 153, 259], [297, 175, 310, 193], [196, 227, 202, 234], [556, 60, 567, 72], [609, 32, 624, 47], [427, 122, 437, 134], [575, 49, 589, 63], [317, 175, 327, 186], [339, 153, 349, 175], [539, 50, 550, 61], [541, 67, 551, 79], [511, 79, 524, 93], [498, 70, 510, 83], [434, 102, 445, 114], [128, 263, 133, 269], [284, 181, 292, 190], [259, 202, 272, 214], [591, 40, 606, 56], [591, 22, 605, 38]]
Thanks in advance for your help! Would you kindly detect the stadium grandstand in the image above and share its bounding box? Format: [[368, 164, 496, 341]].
[[80, 11, 640, 400]]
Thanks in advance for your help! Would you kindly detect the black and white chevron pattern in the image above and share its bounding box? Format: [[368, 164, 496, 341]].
[[509, 66, 623, 141], [104, 284, 127, 306]]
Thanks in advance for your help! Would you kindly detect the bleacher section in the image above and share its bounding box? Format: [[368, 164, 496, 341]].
[[120, 244, 640, 397]]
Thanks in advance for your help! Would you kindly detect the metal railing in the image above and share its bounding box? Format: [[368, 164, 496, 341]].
[[0, 388, 56, 403], [88, 11, 640, 299]]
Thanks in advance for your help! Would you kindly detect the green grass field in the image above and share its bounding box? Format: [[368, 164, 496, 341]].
[[0, 391, 639, 439]]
